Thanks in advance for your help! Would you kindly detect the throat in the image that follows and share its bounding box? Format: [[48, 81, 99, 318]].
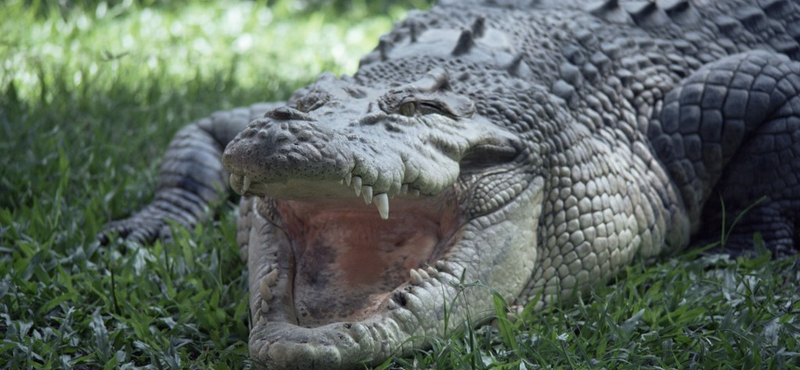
[[277, 197, 459, 326]]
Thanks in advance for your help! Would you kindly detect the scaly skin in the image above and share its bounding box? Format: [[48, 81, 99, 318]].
[[101, 0, 800, 369]]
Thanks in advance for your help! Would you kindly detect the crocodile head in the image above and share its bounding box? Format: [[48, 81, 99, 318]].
[[222, 67, 545, 369]]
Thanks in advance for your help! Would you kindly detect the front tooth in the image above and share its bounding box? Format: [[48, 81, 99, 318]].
[[345, 173, 352, 186], [362, 186, 373, 204], [410, 269, 423, 285], [264, 269, 279, 286], [242, 175, 252, 194], [401, 184, 409, 195], [260, 301, 270, 315], [353, 176, 362, 196], [260, 279, 273, 301], [374, 193, 389, 219]]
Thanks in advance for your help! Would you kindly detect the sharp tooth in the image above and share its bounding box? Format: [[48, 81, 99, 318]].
[[374, 193, 389, 219], [242, 175, 251, 194], [388, 300, 398, 310], [256, 315, 267, 326], [264, 269, 279, 286], [339, 179, 344, 184], [260, 279, 273, 301], [345, 172, 352, 186], [401, 184, 409, 195], [353, 176, 362, 196], [417, 268, 430, 280], [362, 185, 373, 204], [410, 269, 423, 285], [426, 266, 438, 276], [260, 301, 270, 315], [413, 189, 421, 197]]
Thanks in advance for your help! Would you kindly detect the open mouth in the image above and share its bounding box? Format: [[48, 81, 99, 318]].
[[231, 174, 463, 327]]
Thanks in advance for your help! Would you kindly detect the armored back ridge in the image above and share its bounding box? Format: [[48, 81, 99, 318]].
[[101, 0, 800, 368]]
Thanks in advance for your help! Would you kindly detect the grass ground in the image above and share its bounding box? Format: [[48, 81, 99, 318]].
[[1, 0, 798, 369]]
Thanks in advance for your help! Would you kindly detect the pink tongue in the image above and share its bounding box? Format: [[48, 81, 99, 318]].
[[291, 212, 439, 326]]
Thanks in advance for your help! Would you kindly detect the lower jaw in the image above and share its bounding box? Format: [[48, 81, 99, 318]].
[[245, 218, 463, 370]]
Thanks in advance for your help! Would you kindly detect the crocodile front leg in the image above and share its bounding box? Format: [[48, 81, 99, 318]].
[[648, 50, 800, 256], [99, 102, 283, 244]]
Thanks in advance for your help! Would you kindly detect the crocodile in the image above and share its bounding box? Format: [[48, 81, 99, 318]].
[[100, 0, 800, 368]]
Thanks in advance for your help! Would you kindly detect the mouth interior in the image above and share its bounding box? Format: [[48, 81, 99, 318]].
[[277, 191, 460, 327]]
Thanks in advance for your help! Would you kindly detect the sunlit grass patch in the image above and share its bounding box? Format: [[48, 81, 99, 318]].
[[1, 0, 414, 101]]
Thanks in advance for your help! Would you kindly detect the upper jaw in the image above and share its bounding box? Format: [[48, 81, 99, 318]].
[[221, 112, 471, 221], [221, 110, 521, 199], [228, 172, 439, 221]]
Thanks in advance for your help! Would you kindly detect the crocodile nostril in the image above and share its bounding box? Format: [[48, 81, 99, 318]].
[[275, 133, 291, 144], [264, 106, 316, 122], [296, 131, 312, 142]]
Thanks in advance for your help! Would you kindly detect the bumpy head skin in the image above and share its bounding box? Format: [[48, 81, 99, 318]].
[[220, 0, 800, 368], [221, 13, 552, 368], [222, 66, 536, 369], [223, 68, 520, 204]]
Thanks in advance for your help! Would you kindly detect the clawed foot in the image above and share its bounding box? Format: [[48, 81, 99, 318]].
[[98, 186, 211, 244], [98, 213, 177, 244], [98, 203, 203, 246]]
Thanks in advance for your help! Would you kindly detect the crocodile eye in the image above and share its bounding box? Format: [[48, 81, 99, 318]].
[[397, 100, 449, 117], [398, 101, 417, 117], [418, 101, 446, 116]]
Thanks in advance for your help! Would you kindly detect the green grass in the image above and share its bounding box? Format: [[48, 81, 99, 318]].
[[385, 251, 799, 370], [1, 0, 798, 369]]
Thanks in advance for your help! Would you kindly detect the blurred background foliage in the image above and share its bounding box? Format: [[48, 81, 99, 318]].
[[21, 0, 434, 18]]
